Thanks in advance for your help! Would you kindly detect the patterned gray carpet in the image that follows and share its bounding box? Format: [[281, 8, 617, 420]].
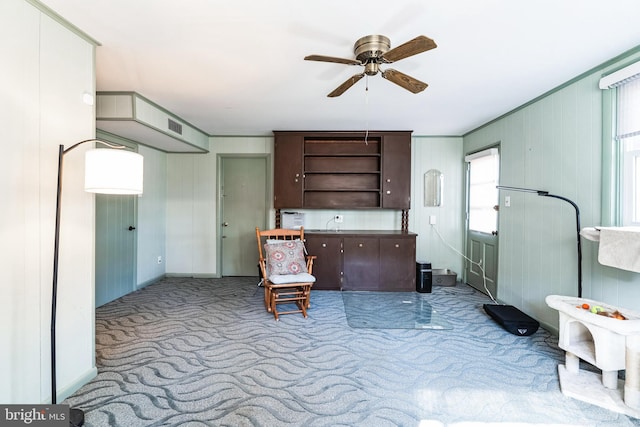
[[65, 277, 640, 426]]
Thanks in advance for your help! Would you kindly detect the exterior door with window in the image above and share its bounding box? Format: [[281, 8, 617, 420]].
[[465, 148, 500, 297]]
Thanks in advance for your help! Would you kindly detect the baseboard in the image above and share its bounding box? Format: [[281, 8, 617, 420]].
[[137, 274, 166, 290], [46, 366, 98, 403], [165, 273, 221, 279]]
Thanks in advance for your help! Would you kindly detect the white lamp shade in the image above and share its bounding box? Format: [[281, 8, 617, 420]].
[[84, 149, 144, 194]]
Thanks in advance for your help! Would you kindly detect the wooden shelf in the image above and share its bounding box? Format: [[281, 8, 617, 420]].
[[273, 131, 411, 210]]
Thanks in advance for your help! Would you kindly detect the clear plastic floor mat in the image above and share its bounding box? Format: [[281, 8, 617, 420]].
[[341, 291, 453, 330]]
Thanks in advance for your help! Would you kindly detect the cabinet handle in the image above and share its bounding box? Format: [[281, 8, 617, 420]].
[[358, 243, 363, 247], [395, 244, 399, 248], [322, 243, 327, 247], [386, 190, 391, 194], [386, 178, 391, 183]]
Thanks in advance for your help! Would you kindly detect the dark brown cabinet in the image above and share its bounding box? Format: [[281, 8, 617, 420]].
[[381, 132, 412, 209], [273, 131, 411, 209], [304, 235, 342, 290], [379, 238, 416, 290], [305, 231, 416, 292], [343, 237, 381, 290], [273, 133, 304, 208]]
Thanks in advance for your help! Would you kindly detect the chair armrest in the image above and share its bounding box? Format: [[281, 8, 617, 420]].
[[258, 257, 267, 279], [306, 255, 317, 275]]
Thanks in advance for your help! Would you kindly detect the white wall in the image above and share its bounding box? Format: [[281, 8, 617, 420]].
[[1, 0, 97, 403], [165, 135, 464, 277], [411, 137, 464, 275], [136, 145, 167, 286], [166, 137, 271, 276]]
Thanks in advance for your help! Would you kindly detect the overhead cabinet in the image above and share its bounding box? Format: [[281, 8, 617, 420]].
[[273, 131, 411, 209]]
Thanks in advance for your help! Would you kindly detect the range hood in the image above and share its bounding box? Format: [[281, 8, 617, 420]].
[[96, 92, 209, 153]]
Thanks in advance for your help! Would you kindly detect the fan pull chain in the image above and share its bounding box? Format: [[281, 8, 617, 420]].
[[364, 75, 369, 145]]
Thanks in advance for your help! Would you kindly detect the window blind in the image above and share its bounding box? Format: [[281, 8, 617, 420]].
[[617, 78, 640, 140]]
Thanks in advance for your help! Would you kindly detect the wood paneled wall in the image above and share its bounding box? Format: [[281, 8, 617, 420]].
[[464, 51, 640, 331]]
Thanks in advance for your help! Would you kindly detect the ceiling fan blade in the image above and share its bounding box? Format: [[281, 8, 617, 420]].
[[304, 54, 362, 66], [381, 69, 428, 94], [327, 73, 365, 97], [381, 35, 437, 63]]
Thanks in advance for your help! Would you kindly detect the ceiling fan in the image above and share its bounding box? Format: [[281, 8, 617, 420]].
[[304, 34, 437, 97]]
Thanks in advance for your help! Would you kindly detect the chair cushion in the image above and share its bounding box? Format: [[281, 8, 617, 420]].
[[264, 240, 308, 276], [269, 273, 316, 284]]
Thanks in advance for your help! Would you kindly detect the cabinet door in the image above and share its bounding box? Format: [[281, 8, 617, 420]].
[[274, 133, 304, 208], [379, 237, 416, 291], [305, 235, 342, 290], [343, 237, 380, 291], [381, 133, 411, 209]]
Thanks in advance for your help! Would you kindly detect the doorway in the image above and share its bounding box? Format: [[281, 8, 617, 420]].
[[220, 156, 268, 276], [465, 147, 500, 298], [95, 193, 137, 307]]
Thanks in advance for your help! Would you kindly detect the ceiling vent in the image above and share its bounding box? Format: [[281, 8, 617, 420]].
[[96, 92, 208, 153], [167, 118, 183, 135]]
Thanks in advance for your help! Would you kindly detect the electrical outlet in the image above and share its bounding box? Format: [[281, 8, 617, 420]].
[[157, 256, 162, 264], [429, 215, 436, 225], [334, 215, 344, 223]]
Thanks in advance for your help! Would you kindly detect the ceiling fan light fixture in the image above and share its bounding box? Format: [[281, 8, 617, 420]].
[[364, 61, 379, 76], [305, 34, 436, 97]]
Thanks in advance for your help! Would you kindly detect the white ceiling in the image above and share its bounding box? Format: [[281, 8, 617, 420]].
[[40, 0, 640, 137]]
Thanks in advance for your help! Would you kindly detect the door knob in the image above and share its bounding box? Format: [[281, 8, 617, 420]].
[[128, 226, 136, 231], [223, 222, 229, 227]]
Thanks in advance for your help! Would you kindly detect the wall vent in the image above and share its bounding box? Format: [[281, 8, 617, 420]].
[[168, 118, 183, 135]]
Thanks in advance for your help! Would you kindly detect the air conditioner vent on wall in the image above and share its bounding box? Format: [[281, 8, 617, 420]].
[[168, 118, 183, 135]]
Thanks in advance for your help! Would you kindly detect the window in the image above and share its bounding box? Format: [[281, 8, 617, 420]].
[[617, 75, 640, 225], [466, 148, 500, 233], [600, 61, 640, 226]]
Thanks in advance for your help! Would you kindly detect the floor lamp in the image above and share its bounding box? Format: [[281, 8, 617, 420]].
[[496, 185, 582, 298], [51, 139, 143, 426]]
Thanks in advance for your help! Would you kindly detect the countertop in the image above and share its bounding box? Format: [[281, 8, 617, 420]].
[[304, 229, 417, 236]]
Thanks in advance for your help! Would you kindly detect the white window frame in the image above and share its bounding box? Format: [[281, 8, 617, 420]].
[[622, 143, 640, 225], [465, 148, 500, 234], [600, 60, 640, 226]]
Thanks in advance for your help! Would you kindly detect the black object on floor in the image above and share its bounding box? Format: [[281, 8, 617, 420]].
[[416, 261, 432, 293], [69, 408, 84, 426], [483, 304, 539, 336]]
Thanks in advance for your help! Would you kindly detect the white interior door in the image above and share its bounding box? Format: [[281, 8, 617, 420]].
[[220, 157, 268, 276], [465, 147, 500, 298]]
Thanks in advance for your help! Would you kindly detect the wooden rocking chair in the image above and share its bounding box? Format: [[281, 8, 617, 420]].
[[256, 227, 316, 320]]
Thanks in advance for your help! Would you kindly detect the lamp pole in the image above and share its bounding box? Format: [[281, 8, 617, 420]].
[[496, 186, 582, 298], [51, 141, 94, 426], [50, 139, 143, 427]]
